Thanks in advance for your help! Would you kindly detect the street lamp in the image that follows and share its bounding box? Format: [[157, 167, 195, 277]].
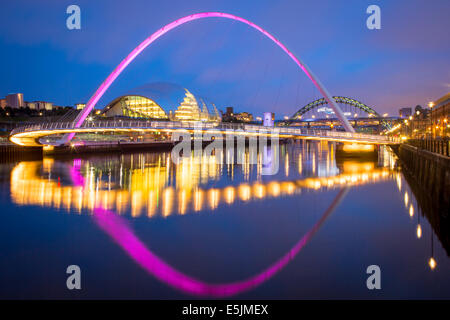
[[428, 102, 434, 138]]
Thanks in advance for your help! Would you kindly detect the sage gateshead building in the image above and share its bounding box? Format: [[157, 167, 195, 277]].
[[102, 82, 221, 122]]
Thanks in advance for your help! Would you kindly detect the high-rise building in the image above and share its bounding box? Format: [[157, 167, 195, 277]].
[[5, 93, 24, 108], [399, 107, 412, 118]]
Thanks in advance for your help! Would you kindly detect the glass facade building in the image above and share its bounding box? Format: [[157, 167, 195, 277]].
[[102, 82, 220, 122]]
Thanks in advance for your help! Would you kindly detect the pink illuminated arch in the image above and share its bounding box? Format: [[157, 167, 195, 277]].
[[69, 160, 348, 297], [64, 11, 354, 143]]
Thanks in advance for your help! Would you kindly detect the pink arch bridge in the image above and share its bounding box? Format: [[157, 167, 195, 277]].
[[63, 11, 354, 144]]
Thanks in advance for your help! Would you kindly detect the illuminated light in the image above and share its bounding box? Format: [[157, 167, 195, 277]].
[[253, 183, 265, 199], [416, 224, 422, 239], [9, 157, 395, 220], [64, 11, 354, 144], [429, 257, 437, 270], [193, 188, 203, 212], [268, 182, 280, 197], [396, 176, 402, 191], [297, 154, 302, 174], [404, 192, 409, 206], [238, 184, 251, 201], [208, 189, 219, 210], [383, 113, 388, 117], [282, 182, 295, 195], [342, 161, 374, 173], [43, 145, 54, 151], [131, 191, 143, 217], [284, 154, 289, 176], [428, 102, 434, 108], [178, 189, 187, 215], [312, 152, 316, 174], [147, 190, 157, 217], [162, 188, 173, 217], [409, 204, 414, 217], [341, 143, 375, 152], [401, 136, 407, 141], [224, 187, 235, 204], [409, 116, 413, 120]]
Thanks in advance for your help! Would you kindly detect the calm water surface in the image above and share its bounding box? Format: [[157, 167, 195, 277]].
[[0, 141, 449, 299]]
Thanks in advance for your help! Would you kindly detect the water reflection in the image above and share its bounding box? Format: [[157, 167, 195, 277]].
[[3, 142, 448, 297], [11, 156, 394, 218]]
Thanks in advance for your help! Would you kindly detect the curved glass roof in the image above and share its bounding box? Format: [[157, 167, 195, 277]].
[[109, 82, 188, 114], [104, 82, 219, 118]]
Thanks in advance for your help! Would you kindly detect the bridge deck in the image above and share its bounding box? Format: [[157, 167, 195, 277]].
[[9, 120, 399, 147]]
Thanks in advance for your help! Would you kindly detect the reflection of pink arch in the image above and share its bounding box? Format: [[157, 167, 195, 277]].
[[70, 160, 348, 297], [64, 11, 354, 143]]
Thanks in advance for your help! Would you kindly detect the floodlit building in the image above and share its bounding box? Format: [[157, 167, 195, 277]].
[[235, 112, 253, 122], [76, 103, 86, 110], [102, 82, 221, 122], [430, 92, 450, 137], [34, 101, 53, 111], [6, 93, 24, 108], [26, 102, 37, 110]]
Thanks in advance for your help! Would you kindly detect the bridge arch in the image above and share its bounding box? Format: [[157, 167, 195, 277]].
[[67, 159, 348, 297], [64, 11, 354, 144], [292, 96, 381, 119], [290, 96, 391, 129]]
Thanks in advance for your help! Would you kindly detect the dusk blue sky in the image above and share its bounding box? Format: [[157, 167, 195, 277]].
[[0, 0, 449, 117]]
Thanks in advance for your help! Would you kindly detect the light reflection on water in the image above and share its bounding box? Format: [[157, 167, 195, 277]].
[[1, 141, 449, 299], [10, 142, 395, 218]]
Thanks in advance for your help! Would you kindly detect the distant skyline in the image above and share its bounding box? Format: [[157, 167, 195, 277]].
[[0, 0, 449, 117]]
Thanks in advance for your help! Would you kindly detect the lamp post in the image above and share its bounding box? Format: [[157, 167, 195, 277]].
[[428, 102, 434, 138]]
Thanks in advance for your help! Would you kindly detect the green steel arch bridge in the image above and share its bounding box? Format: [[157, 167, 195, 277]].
[[289, 96, 392, 130]]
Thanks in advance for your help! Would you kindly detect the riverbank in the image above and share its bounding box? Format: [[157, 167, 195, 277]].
[[392, 143, 449, 255]]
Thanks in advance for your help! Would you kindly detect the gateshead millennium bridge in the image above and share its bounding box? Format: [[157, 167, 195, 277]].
[[9, 12, 398, 148], [9, 120, 397, 147]]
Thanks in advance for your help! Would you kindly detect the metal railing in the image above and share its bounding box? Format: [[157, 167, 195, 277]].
[[407, 138, 450, 157], [10, 120, 398, 144]]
